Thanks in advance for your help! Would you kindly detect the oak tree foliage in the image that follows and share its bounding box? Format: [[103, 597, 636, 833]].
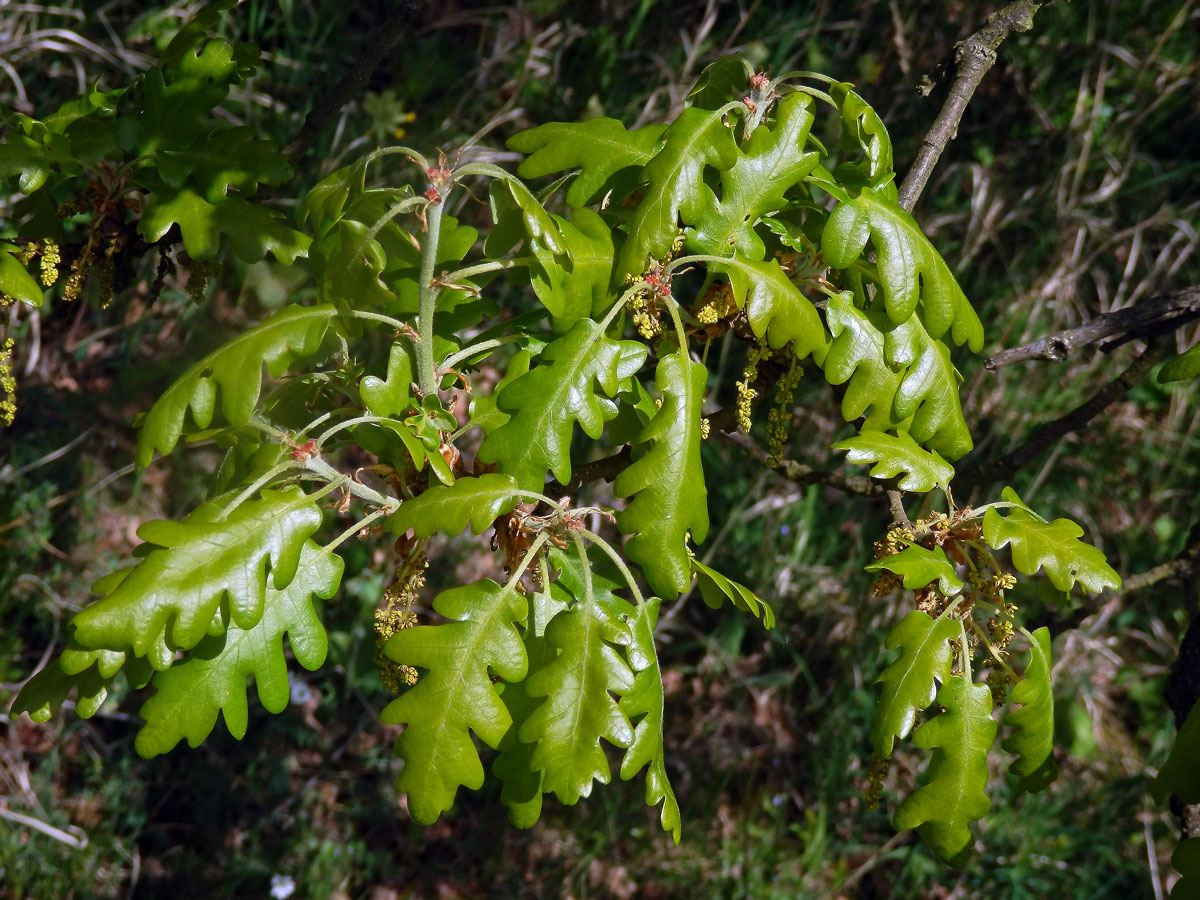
[[5, 1, 1185, 875]]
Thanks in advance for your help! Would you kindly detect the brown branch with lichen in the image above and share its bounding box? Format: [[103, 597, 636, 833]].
[[896, 0, 1048, 211], [984, 287, 1200, 369]]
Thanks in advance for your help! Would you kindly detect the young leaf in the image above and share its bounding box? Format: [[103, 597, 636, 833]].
[[820, 188, 983, 350], [619, 597, 682, 843], [493, 633, 556, 828], [687, 92, 820, 260], [137, 304, 337, 466], [310, 219, 394, 308], [529, 208, 615, 330], [882, 313, 973, 459], [381, 579, 529, 824], [866, 545, 963, 597], [68, 486, 322, 660], [1159, 341, 1200, 383], [821, 291, 904, 426], [690, 556, 775, 628], [298, 156, 368, 239], [1152, 701, 1200, 805], [509, 118, 666, 209], [833, 429, 955, 492], [388, 474, 524, 538], [133, 542, 341, 757], [893, 676, 997, 867], [617, 106, 739, 278], [712, 257, 828, 360], [982, 487, 1121, 594], [478, 319, 647, 490], [614, 352, 709, 599], [871, 610, 958, 758], [359, 339, 414, 418], [0, 248, 44, 307], [519, 554, 636, 805], [1001, 626, 1058, 792]]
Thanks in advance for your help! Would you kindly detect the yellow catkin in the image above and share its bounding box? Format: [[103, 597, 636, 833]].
[[766, 351, 801, 468], [374, 556, 427, 691], [39, 239, 61, 287], [735, 343, 771, 432], [0, 338, 17, 426]]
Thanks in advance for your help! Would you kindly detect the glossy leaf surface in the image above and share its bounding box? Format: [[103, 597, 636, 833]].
[[872, 610, 958, 758], [381, 579, 529, 824], [1000, 627, 1058, 792], [833, 429, 954, 492], [894, 676, 996, 867], [982, 487, 1121, 593]]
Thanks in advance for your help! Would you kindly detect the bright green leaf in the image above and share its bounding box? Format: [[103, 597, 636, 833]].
[[0, 249, 44, 307], [478, 320, 646, 490], [360, 339, 414, 418], [866, 544, 963, 596], [820, 188, 983, 350], [509, 118, 666, 209], [137, 304, 337, 466], [687, 92, 820, 260], [833, 429, 954, 492], [982, 487, 1121, 594], [617, 106, 739, 278], [614, 352, 709, 599], [619, 597, 682, 843], [68, 487, 322, 660], [381, 579, 529, 824], [134, 542, 340, 756], [388, 474, 524, 538], [713, 256, 828, 360], [821, 291, 904, 426], [1171, 837, 1200, 898], [691, 556, 775, 628], [893, 676, 997, 867], [1001, 626, 1058, 792], [520, 553, 635, 805], [871, 610, 958, 758]]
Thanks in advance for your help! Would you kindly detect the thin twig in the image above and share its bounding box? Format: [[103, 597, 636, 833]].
[[957, 339, 1168, 492], [896, 0, 1048, 211], [984, 286, 1200, 369]]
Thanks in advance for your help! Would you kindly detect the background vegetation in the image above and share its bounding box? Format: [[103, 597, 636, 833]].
[[1, 1, 1197, 897]]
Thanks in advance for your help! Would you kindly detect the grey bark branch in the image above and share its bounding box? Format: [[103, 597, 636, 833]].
[[896, 0, 1046, 211], [984, 287, 1200, 369], [957, 338, 1169, 492]]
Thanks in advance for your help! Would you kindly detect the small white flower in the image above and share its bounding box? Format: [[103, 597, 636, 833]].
[[270, 874, 296, 899]]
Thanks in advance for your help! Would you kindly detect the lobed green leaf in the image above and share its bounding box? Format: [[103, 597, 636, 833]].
[[133, 542, 340, 756], [509, 118, 666, 209], [713, 256, 828, 360], [866, 544, 963, 597], [382, 579, 529, 824], [982, 487, 1121, 594], [388, 474, 524, 538], [893, 676, 997, 867], [614, 352, 709, 599], [1000, 627, 1058, 792], [618, 597, 682, 843], [137, 304, 337, 466], [616, 106, 739, 278], [68, 486, 322, 661], [478, 319, 646, 490], [871, 610, 958, 758], [691, 556, 775, 628], [519, 554, 636, 805], [833, 429, 954, 492]]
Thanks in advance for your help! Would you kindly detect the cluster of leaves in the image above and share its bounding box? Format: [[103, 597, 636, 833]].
[[0, 0, 305, 311], [0, 6, 1143, 871]]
